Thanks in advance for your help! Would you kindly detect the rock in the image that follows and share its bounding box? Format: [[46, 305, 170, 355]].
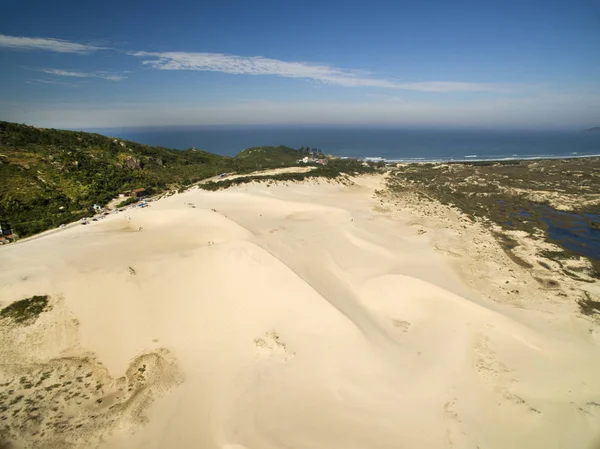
[[124, 157, 144, 170]]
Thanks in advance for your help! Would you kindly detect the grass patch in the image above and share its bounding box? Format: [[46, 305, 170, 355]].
[[199, 159, 376, 192], [578, 292, 600, 316], [578, 299, 600, 316], [538, 260, 551, 270], [0, 295, 50, 325], [493, 232, 533, 269], [9, 396, 23, 405], [115, 197, 138, 208]]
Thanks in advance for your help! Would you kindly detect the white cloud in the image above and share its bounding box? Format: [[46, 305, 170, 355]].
[[25, 79, 79, 87], [131, 51, 508, 92], [0, 34, 104, 53], [42, 68, 126, 81], [0, 33, 513, 93]]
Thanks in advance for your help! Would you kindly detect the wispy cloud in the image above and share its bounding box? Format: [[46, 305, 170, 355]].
[[26, 79, 79, 87], [42, 68, 126, 81], [0, 34, 104, 53], [131, 51, 509, 93], [0, 33, 513, 92]]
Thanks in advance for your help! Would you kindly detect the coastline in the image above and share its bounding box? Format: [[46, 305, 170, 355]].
[[93, 127, 600, 160], [359, 152, 600, 164]]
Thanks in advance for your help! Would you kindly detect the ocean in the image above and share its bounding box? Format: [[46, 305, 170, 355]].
[[86, 127, 600, 162]]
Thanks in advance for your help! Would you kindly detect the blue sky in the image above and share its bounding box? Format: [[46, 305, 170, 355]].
[[1, 0, 599, 129]]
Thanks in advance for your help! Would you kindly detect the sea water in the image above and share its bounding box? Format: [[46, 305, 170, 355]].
[[85, 127, 600, 162]]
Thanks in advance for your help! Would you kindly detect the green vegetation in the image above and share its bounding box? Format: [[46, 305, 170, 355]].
[[578, 292, 600, 316], [232, 145, 305, 171], [0, 122, 309, 238], [387, 157, 600, 276], [0, 121, 379, 239], [0, 121, 235, 237], [0, 295, 50, 325], [199, 158, 375, 191], [115, 197, 138, 208]]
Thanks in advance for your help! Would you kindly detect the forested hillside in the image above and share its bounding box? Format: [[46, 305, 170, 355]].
[[0, 122, 304, 237]]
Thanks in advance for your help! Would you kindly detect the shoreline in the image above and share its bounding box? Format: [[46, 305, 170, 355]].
[[357, 152, 600, 164]]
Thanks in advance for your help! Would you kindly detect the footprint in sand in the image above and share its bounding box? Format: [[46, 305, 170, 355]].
[[473, 334, 541, 414], [443, 394, 466, 447]]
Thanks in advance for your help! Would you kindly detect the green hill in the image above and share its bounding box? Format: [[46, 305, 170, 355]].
[[0, 121, 235, 237], [233, 145, 303, 169], [0, 121, 374, 239]]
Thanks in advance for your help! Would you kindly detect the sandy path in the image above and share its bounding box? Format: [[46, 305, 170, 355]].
[[1, 175, 599, 449]]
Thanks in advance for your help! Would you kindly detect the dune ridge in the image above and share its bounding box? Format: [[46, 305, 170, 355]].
[[1, 176, 599, 449]]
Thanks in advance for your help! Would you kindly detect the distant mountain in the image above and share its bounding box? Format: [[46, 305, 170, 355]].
[[583, 127, 600, 132]]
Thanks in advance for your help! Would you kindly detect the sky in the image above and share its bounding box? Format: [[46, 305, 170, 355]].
[[0, 0, 599, 130]]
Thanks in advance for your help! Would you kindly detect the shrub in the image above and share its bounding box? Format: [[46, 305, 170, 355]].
[[0, 295, 50, 325], [115, 197, 138, 208]]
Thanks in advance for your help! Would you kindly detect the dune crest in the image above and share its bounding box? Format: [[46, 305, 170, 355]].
[[1, 176, 599, 449]]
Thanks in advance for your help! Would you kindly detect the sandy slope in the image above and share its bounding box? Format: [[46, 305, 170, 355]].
[[1, 175, 600, 449]]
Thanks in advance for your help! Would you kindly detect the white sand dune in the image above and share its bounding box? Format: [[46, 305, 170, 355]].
[[1, 176, 599, 449]]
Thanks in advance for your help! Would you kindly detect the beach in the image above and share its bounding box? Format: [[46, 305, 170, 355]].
[[1, 174, 600, 449]]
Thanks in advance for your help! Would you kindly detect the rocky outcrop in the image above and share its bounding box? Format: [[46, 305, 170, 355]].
[[124, 156, 144, 170]]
